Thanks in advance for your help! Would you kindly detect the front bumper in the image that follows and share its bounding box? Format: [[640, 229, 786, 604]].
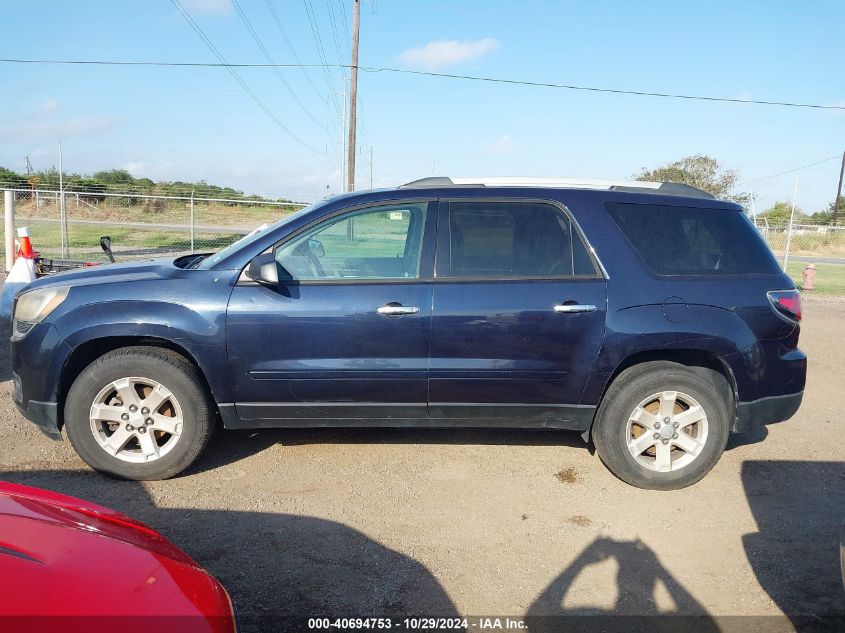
[[734, 391, 803, 433], [13, 396, 61, 440], [10, 321, 70, 441]]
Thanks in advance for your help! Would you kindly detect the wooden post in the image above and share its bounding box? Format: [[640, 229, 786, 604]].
[[346, 0, 360, 193]]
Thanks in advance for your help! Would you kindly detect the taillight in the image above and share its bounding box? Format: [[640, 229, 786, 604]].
[[767, 289, 802, 322]]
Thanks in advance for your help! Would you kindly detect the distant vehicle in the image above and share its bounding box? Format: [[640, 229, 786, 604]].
[[10, 177, 806, 489], [0, 482, 235, 632]]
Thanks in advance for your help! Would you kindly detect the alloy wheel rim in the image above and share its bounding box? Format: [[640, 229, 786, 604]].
[[625, 390, 709, 473], [89, 376, 183, 463]]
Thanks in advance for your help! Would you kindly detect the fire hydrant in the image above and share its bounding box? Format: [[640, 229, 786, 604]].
[[802, 263, 817, 291]]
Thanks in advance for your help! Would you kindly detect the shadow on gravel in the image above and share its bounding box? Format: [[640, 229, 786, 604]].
[[742, 460, 845, 632], [0, 469, 460, 633], [526, 536, 719, 633], [189, 426, 588, 476], [725, 425, 769, 451]]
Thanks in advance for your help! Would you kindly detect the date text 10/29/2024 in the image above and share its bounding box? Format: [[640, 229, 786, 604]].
[[307, 618, 527, 630]]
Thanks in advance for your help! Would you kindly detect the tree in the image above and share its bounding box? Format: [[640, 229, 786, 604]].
[[0, 167, 26, 187], [807, 202, 844, 226], [634, 155, 749, 204], [757, 201, 804, 226], [92, 169, 134, 185]]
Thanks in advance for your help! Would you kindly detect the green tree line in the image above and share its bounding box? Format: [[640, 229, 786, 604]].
[[0, 166, 294, 203]]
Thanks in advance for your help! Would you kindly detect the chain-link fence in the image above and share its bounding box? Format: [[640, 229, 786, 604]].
[[2, 188, 307, 263], [756, 222, 845, 296], [3, 188, 845, 295]]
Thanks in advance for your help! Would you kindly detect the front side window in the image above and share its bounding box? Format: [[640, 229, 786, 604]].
[[274, 202, 428, 281], [445, 201, 597, 278]]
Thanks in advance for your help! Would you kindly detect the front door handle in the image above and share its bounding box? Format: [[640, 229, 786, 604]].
[[377, 303, 420, 316], [554, 303, 597, 313]]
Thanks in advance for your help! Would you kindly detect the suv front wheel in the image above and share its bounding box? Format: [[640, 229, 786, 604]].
[[64, 347, 214, 480], [593, 361, 731, 490]]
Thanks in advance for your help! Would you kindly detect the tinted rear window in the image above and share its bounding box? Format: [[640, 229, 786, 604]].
[[447, 202, 598, 278], [606, 203, 780, 275]]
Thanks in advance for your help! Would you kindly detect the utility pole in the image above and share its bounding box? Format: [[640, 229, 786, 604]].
[[331, 82, 348, 194], [833, 150, 845, 225], [340, 81, 347, 193], [346, 0, 360, 193], [783, 176, 799, 269], [369, 146, 373, 189], [59, 141, 68, 258]]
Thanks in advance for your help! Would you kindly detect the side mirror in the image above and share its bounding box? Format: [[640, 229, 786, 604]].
[[245, 253, 279, 286], [100, 236, 116, 263], [308, 238, 325, 258]]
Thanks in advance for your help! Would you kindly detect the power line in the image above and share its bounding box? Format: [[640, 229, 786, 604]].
[[264, 0, 327, 105], [302, 0, 343, 118], [366, 67, 845, 111], [231, 0, 326, 130], [326, 0, 348, 68], [4, 56, 845, 111], [168, 0, 323, 153], [738, 155, 841, 186], [335, 0, 351, 50]]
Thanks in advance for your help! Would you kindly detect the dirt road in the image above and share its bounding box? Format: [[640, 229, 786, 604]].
[[1, 298, 843, 631]]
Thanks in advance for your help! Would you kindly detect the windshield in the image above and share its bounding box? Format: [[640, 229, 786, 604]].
[[196, 202, 321, 269]]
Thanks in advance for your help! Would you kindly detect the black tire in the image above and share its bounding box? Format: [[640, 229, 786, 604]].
[[64, 347, 214, 480], [592, 361, 731, 490]]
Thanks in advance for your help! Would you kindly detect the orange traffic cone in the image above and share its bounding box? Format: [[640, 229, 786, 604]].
[[16, 227, 35, 259], [2, 227, 38, 317]]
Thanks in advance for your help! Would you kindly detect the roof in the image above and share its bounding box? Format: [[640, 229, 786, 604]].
[[399, 177, 715, 199]]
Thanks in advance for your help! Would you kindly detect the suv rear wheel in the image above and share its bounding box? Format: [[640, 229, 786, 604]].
[[64, 347, 214, 480], [593, 361, 730, 490]]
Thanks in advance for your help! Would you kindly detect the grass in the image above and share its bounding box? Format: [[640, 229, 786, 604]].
[[11, 197, 301, 227], [784, 261, 845, 296], [2, 224, 244, 262], [764, 230, 845, 258]]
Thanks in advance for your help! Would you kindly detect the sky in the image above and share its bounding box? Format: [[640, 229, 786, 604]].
[[1, 0, 843, 210]]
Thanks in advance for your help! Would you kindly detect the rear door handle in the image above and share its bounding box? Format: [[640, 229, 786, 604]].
[[377, 303, 420, 316], [554, 304, 597, 313]]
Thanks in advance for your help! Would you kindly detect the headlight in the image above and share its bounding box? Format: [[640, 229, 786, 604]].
[[14, 286, 69, 325]]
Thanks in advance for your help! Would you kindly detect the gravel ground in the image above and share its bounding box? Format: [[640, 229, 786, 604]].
[[0, 296, 843, 631]]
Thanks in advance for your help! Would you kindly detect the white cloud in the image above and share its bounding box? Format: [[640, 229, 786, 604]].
[[122, 161, 149, 176], [399, 38, 500, 70], [38, 98, 60, 115], [0, 116, 124, 143], [181, 0, 231, 14], [484, 134, 513, 156]]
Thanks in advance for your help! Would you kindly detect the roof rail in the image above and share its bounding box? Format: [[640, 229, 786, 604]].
[[399, 177, 715, 199]]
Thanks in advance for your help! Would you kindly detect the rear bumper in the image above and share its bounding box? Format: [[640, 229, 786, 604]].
[[734, 391, 803, 433]]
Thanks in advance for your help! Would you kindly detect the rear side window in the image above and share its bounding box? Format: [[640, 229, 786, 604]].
[[606, 203, 780, 275], [446, 201, 598, 278]]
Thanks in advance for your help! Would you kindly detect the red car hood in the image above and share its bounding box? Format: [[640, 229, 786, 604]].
[[0, 482, 234, 631]]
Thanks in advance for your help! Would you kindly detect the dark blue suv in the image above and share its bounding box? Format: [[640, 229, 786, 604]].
[[10, 177, 806, 489]]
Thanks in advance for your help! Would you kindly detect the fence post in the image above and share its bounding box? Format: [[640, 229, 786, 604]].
[[783, 176, 799, 270], [190, 190, 195, 254], [4, 190, 15, 272]]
